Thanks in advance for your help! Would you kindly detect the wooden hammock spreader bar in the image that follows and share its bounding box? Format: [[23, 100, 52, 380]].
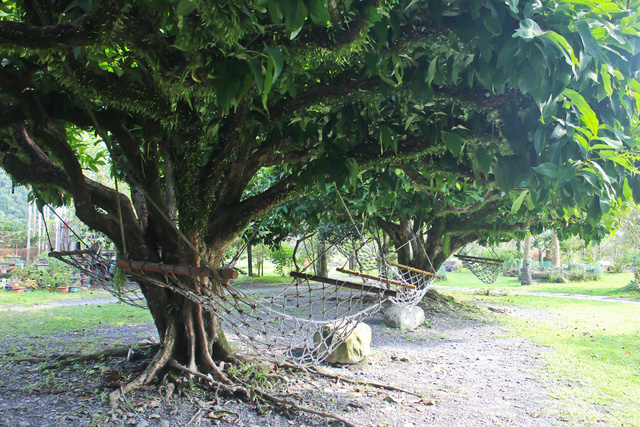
[[290, 271, 397, 297], [49, 250, 101, 257], [376, 258, 443, 279], [335, 267, 416, 289], [116, 260, 238, 281], [455, 254, 503, 264]]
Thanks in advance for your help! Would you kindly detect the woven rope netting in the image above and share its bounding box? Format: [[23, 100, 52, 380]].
[[49, 249, 148, 309], [456, 254, 503, 284], [50, 241, 436, 366]]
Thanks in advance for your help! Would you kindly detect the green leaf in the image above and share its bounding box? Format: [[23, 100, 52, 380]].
[[576, 20, 601, 59], [426, 58, 438, 85], [475, 147, 492, 173], [513, 18, 545, 39], [444, 133, 463, 157], [532, 162, 559, 178], [533, 127, 545, 155], [361, 3, 381, 22], [305, 0, 330, 22], [379, 125, 392, 149], [563, 88, 599, 137], [248, 59, 264, 94], [216, 68, 242, 114], [264, 44, 284, 83], [482, 9, 502, 36], [176, 0, 197, 16], [403, 0, 421, 12], [511, 190, 528, 215]]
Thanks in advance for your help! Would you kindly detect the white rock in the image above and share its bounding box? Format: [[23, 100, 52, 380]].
[[384, 305, 425, 330]]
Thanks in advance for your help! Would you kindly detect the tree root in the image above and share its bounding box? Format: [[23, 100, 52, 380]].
[[110, 323, 177, 409], [310, 368, 421, 397], [26, 344, 158, 371], [170, 361, 358, 427], [279, 362, 421, 397]]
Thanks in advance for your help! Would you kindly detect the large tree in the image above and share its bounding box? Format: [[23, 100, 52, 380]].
[[1, 0, 640, 395]]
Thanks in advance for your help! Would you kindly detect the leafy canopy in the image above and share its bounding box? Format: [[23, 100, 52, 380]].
[[0, 0, 639, 256]]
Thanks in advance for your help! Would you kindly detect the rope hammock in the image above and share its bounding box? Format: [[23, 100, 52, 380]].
[[48, 249, 149, 309], [49, 236, 438, 366], [41, 190, 440, 366], [455, 254, 503, 284]]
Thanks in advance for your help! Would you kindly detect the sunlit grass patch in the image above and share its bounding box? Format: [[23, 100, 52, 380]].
[[447, 291, 640, 425], [0, 288, 113, 308], [441, 271, 639, 299], [0, 303, 153, 338]]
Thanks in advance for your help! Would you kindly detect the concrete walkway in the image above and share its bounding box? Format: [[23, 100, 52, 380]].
[[432, 285, 640, 304], [2, 283, 638, 312]]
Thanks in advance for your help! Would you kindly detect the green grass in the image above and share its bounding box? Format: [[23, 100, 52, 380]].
[[447, 290, 640, 425], [439, 270, 640, 299], [0, 288, 113, 308], [0, 303, 153, 338]]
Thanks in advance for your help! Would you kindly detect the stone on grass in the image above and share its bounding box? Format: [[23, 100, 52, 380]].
[[314, 322, 371, 364], [384, 305, 425, 330]]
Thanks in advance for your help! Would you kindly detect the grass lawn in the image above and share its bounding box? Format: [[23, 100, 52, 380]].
[[447, 290, 640, 425], [0, 288, 113, 308], [439, 270, 640, 299], [0, 303, 153, 339]]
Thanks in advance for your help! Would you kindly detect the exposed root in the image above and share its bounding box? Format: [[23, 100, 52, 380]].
[[170, 361, 358, 427], [279, 362, 421, 397], [109, 324, 177, 409], [310, 368, 421, 397], [28, 344, 157, 371]]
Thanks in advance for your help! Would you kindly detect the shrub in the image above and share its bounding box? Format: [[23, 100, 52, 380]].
[[268, 244, 297, 276]]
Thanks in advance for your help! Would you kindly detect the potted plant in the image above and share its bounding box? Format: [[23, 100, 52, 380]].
[[10, 280, 25, 293], [10, 266, 35, 293], [54, 270, 72, 293]]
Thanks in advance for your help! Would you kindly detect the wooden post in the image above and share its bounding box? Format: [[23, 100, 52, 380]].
[[375, 258, 443, 278], [336, 267, 416, 289], [115, 260, 239, 281]]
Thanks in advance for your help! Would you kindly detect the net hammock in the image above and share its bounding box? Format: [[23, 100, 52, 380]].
[[455, 254, 504, 284], [50, 239, 438, 366], [48, 248, 148, 309]]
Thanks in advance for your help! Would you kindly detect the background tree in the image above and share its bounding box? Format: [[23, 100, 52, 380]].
[[1, 0, 640, 395]]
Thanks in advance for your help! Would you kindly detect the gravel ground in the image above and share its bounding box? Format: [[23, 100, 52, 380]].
[[0, 293, 568, 427]]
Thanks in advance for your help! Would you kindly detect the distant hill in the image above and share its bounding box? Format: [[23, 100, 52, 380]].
[[0, 170, 29, 225]]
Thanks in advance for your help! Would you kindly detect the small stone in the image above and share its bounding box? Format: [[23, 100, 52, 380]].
[[384, 305, 425, 330], [159, 421, 171, 427], [19, 422, 30, 427], [135, 421, 149, 427], [89, 413, 102, 421]]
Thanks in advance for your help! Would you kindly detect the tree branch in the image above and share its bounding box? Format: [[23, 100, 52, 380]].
[[205, 175, 298, 246], [0, 0, 124, 48]]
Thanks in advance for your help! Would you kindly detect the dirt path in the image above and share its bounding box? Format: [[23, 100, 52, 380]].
[[0, 290, 580, 427]]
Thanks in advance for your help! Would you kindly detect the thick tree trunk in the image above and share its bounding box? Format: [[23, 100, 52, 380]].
[[378, 217, 411, 266]]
